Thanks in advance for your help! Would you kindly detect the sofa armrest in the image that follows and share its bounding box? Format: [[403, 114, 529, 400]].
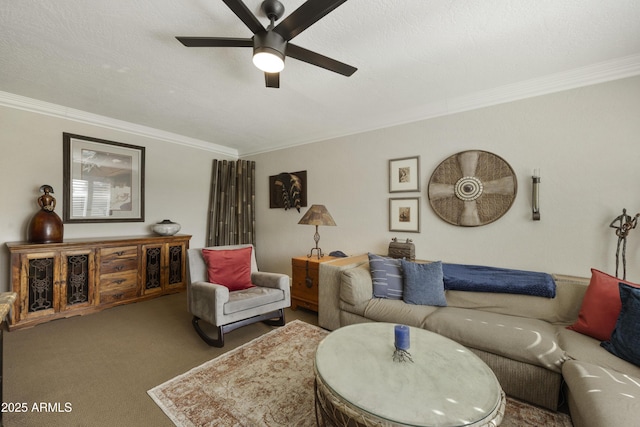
[[318, 254, 369, 330], [341, 264, 373, 306]]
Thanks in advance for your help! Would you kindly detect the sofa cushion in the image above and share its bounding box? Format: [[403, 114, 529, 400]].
[[567, 268, 640, 341], [563, 360, 640, 427], [442, 263, 556, 298], [401, 260, 447, 306], [426, 307, 567, 372], [557, 327, 640, 378], [443, 274, 588, 325], [202, 247, 255, 291], [368, 253, 403, 299], [601, 283, 640, 367], [224, 287, 284, 315], [362, 299, 438, 328]]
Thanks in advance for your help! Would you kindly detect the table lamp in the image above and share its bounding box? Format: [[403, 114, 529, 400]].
[[298, 205, 336, 259]]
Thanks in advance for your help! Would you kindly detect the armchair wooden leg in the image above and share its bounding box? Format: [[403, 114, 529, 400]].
[[262, 308, 286, 327], [192, 316, 225, 347], [192, 309, 286, 348]]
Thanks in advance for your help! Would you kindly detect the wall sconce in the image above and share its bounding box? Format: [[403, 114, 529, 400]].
[[532, 169, 541, 221]]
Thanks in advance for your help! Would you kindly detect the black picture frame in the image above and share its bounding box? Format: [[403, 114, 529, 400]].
[[63, 133, 145, 223]]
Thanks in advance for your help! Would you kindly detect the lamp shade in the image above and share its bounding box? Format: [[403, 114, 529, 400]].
[[298, 205, 336, 227]]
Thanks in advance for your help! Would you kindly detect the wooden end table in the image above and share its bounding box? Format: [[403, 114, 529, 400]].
[[291, 255, 337, 312]]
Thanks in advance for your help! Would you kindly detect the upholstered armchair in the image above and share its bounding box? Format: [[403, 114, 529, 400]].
[[187, 244, 291, 347]]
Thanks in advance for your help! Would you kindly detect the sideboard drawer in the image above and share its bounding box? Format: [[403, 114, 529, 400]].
[[99, 271, 138, 292], [99, 246, 138, 274], [100, 288, 139, 305]]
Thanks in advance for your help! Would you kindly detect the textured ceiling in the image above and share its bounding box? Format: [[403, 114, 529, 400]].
[[1, 1, 640, 156]]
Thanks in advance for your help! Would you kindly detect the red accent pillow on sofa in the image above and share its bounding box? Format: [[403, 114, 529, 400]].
[[567, 268, 640, 341], [202, 247, 255, 291]]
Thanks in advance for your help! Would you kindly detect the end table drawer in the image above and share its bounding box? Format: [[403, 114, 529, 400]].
[[292, 267, 318, 301]]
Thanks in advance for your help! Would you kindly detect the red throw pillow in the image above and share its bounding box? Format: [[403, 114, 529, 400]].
[[567, 269, 640, 341], [201, 247, 255, 291]]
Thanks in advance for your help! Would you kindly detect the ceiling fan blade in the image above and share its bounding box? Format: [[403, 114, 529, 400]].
[[274, 0, 348, 41], [176, 37, 253, 48], [286, 44, 356, 76], [265, 72, 280, 88], [222, 0, 265, 34]]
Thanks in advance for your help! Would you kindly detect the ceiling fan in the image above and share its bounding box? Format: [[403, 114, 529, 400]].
[[176, 0, 357, 88]]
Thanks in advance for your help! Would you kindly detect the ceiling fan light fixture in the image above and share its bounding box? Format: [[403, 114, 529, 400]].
[[253, 50, 285, 73], [253, 30, 286, 73]]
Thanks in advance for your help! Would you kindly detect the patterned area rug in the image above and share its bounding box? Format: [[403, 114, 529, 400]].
[[148, 320, 573, 426]]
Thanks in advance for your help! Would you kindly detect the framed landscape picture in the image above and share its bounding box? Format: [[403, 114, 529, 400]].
[[63, 133, 145, 223], [389, 197, 420, 233], [389, 156, 420, 192]]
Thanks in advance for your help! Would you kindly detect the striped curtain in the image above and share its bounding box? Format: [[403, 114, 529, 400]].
[[207, 159, 256, 247]]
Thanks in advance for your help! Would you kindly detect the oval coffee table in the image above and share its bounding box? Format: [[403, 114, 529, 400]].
[[314, 323, 505, 427]]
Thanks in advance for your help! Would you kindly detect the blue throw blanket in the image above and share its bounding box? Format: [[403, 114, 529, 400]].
[[442, 263, 556, 298]]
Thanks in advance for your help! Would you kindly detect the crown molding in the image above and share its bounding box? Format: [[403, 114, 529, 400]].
[[2, 53, 639, 159], [239, 53, 640, 157], [0, 91, 238, 158]]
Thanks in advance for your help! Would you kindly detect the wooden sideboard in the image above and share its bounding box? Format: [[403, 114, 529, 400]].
[[6, 234, 191, 330]]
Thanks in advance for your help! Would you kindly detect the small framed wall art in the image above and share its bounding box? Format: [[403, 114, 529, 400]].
[[389, 197, 420, 233], [389, 156, 420, 193], [63, 133, 145, 223], [269, 171, 307, 212]]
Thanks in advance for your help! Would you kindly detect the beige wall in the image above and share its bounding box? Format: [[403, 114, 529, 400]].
[[245, 76, 640, 280], [1, 76, 639, 293], [0, 106, 234, 292]]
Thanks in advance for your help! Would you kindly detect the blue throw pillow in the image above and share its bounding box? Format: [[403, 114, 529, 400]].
[[401, 260, 447, 306], [368, 253, 403, 299], [601, 283, 640, 367]]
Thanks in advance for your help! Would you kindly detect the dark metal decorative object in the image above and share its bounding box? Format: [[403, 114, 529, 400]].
[[532, 169, 541, 221], [388, 238, 415, 260], [428, 150, 517, 227], [28, 258, 54, 312], [610, 208, 639, 279], [145, 247, 162, 289], [168, 245, 183, 285], [66, 254, 90, 305]]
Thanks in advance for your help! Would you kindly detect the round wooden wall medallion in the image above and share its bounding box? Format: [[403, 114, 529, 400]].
[[428, 150, 517, 226]]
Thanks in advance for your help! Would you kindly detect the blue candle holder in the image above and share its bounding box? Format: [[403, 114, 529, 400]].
[[393, 325, 413, 363]]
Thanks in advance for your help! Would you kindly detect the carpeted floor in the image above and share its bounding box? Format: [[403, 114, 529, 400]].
[[149, 320, 573, 427], [3, 292, 318, 427]]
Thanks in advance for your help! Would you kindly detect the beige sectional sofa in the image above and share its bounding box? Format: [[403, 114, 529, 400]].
[[318, 255, 640, 427]]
